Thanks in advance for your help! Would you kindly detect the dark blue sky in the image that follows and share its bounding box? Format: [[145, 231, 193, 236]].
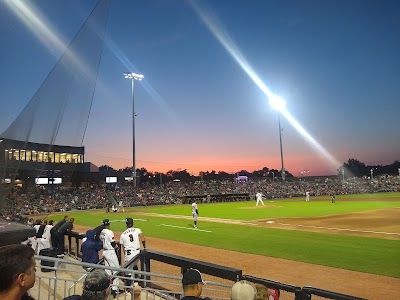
[[0, 0, 399, 175]]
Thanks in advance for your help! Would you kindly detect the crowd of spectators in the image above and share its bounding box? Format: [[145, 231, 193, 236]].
[[1, 175, 399, 220]]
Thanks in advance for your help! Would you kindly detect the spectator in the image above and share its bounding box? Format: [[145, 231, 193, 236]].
[[181, 268, 205, 300], [0, 244, 36, 300], [63, 269, 110, 300], [231, 280, 256, 300], [81, 230, 103, 265], [253, 283, 269, 300]]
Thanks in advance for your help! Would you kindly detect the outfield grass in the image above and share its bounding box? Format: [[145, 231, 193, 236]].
[[133, 193, 400, 220], [52, 193, 400, 278]]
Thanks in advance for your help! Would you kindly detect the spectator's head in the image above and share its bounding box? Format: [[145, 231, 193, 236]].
[[231, 280, 256, 300], [0, 244, 36, 299], [253, 283, 268, 300], [81, 269, 110, 300], [63, 215, 69, 221], [70, 218, 75, 223], [102, 219, 110, 228], [182, 268, 205, 297], [125, 217, 134, 228]]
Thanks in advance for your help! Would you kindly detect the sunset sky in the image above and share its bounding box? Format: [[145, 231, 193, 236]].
[[0, 0, 399, 176]]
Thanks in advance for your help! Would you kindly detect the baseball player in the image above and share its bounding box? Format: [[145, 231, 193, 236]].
[[191, 201, 199, 229], [99, 219, 120, 295], [118, 200, 125, 212], [31, 220, 42, 253], [42, 220, 54, 249], [120, 217, 146, 288], [255, 192, 265, 206], [305, 191, 310, 202]]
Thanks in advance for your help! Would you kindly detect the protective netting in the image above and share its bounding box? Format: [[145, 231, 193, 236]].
[[0, 0, 110, 213], [0, 0, 110, 147]]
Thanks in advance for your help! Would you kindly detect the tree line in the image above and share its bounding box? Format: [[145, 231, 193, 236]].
[[99, 159, 400, 184]]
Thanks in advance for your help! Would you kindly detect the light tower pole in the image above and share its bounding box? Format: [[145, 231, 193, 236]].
[[123, 72, 144, 188], [269, 95, 287, 181], [278, 113, 285, 181]]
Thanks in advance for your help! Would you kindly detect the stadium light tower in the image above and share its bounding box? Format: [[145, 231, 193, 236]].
[[124, 72, 144, 188], [269, 95, 286, 181]]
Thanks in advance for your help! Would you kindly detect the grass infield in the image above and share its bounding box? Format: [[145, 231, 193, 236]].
[[51, 192, 400, 278]]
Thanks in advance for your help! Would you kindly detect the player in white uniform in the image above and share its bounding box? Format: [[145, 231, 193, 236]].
[[191, 202, 199, 229], [31, 222, 42, 253], [120, 217, 146, 289], [255, 192, 265, 206], [118, 200, 125, 212], [99, 219, 120, 295], [305, 191, 310, 202], [42, 220, 54, 249]]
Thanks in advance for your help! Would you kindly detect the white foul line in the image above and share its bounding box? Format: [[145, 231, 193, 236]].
[[273, 223, 400, 236], [159, 224, 212, 233]]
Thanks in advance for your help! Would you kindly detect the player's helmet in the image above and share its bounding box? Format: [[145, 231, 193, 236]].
[[125, 218, 134, 226], [102, 219, 110, 225]]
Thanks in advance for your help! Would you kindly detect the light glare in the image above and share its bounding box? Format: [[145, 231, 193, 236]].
[[269, 95, 286, 112]]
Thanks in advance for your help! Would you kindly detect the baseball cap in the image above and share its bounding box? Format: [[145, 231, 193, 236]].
[[125, 217, 134, 225], [102, 219, 110, 225], [231, 280, 256, 300], [182, 268, 205, 286]]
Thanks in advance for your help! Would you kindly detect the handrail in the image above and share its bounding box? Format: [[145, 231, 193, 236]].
[[68, 258, 105, 293]]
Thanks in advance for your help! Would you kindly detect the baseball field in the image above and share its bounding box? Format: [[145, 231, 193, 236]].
[[48, 192, 400, 298]]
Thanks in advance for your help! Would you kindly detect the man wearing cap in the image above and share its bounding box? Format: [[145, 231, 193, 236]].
[[231, 280, 256, 300], [63, 269, 110, 300], [191, 201, 199, 229], [93, 219, 108, 242], [119, 217, 146, 289], [99, 219, 120, 296], [181, 268, 205, 300]]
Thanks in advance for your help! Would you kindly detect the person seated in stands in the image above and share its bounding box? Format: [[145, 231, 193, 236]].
[[231, 280, 256, 300], [0, 244, 36, 300], [63, 269, 110, 300], [181, 268, 206, 300], [81, 229, 103, 266], [254, 283, 280, 300]]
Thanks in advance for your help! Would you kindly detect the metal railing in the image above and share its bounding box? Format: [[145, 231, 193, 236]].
[[62, 231, 366, 300]]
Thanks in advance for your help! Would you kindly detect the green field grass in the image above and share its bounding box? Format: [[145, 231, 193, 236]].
[[51, 193, 400, 278], [133, 192, 400, 220]]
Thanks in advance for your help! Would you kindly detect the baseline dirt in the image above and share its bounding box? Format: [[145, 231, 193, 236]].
[[68, 207, 400, 300]]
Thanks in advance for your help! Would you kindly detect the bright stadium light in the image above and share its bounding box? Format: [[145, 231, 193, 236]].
[[124, 72, 144, 188], [269, 95, 286, 112], [191, 1, 343, 174], [124, 72, 144, 81]]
